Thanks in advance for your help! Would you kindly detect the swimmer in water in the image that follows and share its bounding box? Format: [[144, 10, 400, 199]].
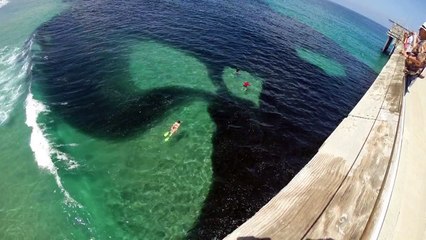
[[164, 120, 181, 141], [242, 81, 250, 91]]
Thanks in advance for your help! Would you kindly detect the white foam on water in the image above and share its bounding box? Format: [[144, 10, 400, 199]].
[[25, 94, 97, 235], [0, 0, 8, 8], [0, 45, 31, 125], [25, 93, 81, 206], [55, 150, 80, 170]]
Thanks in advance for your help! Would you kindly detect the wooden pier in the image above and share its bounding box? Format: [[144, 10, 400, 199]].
[[225, 46, 408, 239], [382, 20, 410, 54]]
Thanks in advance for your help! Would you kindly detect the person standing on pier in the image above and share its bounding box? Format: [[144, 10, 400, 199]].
[[401, 22, 426, 92], [403, 32, 409, 50], [404, 32, 415, 53]]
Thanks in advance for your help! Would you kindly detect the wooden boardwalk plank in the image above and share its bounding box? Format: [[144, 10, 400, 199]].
[[304, 119, 397, 239], [349, 52, 400, 119], [224, 117, 375, 240], [380, 70, 404, 114], [303, 55, 404, 239]]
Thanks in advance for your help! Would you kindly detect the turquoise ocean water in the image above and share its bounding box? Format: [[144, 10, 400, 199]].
[[0, 0, 389, 239]]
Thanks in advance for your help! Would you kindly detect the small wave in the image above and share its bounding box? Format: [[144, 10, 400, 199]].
[[0, 0, 8, 8], [25, 93, 81, 205], [0, 41, 32, 125]]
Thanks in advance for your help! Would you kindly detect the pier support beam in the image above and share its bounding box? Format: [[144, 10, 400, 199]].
[[382, 36, 394, 53]]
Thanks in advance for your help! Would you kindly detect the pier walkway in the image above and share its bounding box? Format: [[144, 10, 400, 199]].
[[224, 47, 426, 239], [378, 69, 426, 239]]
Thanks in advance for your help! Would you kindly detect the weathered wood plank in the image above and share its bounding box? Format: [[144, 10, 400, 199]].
[[377, 59, 404, 123], [380, 70, 404, 114], [349, 52, 401, 119], [224, 117, 375, 240], [305, 119, 398, 239], [362, 110, 403, 240], [361, 64, 405, 240]]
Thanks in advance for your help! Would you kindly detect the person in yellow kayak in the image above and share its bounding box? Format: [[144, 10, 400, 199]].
[[164, 120, 181, 141]]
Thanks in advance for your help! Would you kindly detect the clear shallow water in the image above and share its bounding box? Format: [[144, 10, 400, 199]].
[[0, 0, 389, 239], [267, 0, 389, 73]]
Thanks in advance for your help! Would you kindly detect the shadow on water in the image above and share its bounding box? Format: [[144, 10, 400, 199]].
[[32, 0, 379, 238]]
